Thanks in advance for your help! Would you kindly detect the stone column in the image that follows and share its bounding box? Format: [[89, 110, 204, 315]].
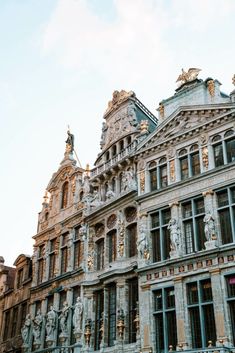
[[175, 157, 181, 182], [115, 279, 126, 352], [174, 277, 189, 350], [207, 143, 215, 170], [139, 284, 152, 352], [210, 269, 230, 346]]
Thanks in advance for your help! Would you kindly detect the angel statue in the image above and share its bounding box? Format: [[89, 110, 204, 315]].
[[176, 68, 201, 86]]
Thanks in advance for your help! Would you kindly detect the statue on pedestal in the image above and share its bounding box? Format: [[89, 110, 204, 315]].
[[73, 297, 83, 332], [46, 306, 57, 341], [32, 310, 43, 345], [21, 314, 31, 346], [168, 218, 182, 257], [59, 301, 70, 336], [203, 212, 216, 241]]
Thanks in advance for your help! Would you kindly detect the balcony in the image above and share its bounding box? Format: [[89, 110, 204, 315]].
[[33, 343, 81, 353], [91, 140, 137, 179]]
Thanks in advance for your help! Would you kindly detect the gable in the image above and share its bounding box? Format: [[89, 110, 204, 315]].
[[137, 104, 235, 152]]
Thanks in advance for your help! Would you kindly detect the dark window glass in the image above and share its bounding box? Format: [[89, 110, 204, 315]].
[[183, 202, 192, 218], [195, 198, 205, 214], [108, 284, 116, 347], [49, 253, 56, 279], [195, 216, 206, 251], [128, 278, 138, 343], [61, 181, 69, 209], [159, 165, 168, 188], [201, 280, 213, 302], [226, 138, 235, 163], [151, 209, 170, 262], [213, 143, 224, 167], [189, 307, 202, 348], [150, 168, 158, 191], [227, 275, 235, 297], [218, 209, 233, 244], [96, 239, 104, 270], [155, 290, 163, 311], [94, 290, 104, 350], [61, 247, 68, 273], [188, 283, 199, 304], [180, 157, 189, 180], [151, 212, 159, 228], [191, 152, 200, 176], [108, 230, 117, 263], [38, 259, 44, 284], [3, 311, 10, 341], [217, 190, 229, 207], [166, 288, 175, 309], [74, 240, 82, 269], [11, 306, 18, 337], [127, 224, 137, 257], [184, 221, 194, 254], [17, 268, 24, 288]]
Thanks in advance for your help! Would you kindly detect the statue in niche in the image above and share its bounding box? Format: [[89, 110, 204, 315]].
[[79, 222, 87, 239], [168, 218, 181, 254], [65, 130, 74, 153], [21, 314, 31, 346], [125, 168, 137, 190], [73, 297, 83, 332], [203, 212, 216, 241], [32, 309, 43, 345], [46, 306, 57, 340], [137, 218, 149, 259], [127, 102, 138, 126], [106, 185, 115, 200], [100, 122, 107, 148], [59, 301, 70, 335], [90, 190, 102, 208]]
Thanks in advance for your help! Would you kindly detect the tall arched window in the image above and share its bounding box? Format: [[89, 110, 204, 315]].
[[61, 181, 69, 209]]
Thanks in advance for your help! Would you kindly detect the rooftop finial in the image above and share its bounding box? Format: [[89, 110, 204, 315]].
[[176, 68, 201, 87], [232, 74, 235, 86]]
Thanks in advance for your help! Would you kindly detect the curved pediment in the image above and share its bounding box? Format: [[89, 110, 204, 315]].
[[47, 164, 78, 191]]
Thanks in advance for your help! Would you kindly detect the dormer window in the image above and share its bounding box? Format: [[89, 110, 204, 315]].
[[61, 181, 69, 209], [17, 268, 24, 288]]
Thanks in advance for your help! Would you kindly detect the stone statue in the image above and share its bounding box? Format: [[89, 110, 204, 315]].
[[46, 306, 57, 341], [73, 297, 83, 332], [59, 301, 70, 335], [168, 219, 181, 255], [100, 122, 107, 148], [65, 130, 74, 153], [79, 222, 87, 239], [90, 190, 102, 208], [32, 309, 43, 345], [203, 212, 216, 241], [176, 68, 201, 86], [137, 219, 149, 259], [106, 186, 115, 200], [126, 168, 137, 190], [21, 314, 31, 346]]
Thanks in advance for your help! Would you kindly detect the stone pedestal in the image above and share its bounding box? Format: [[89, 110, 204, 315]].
[[205, 239, 218, 250], [74, 329, 83, 344], [59, 332, 69, 345]]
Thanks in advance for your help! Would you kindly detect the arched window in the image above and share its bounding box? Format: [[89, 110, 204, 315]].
[[112, 145, 117, 157], [106, 151, 110, 161], [45, 212, 49, 221], [190, 144, 200, 176], [212, 134, 223, 167], [148, 161, 157, 191], [224, 130, 234, 138], [108, 230, 117, 263], [126, 223, 137, 257], [61, 182, 69, 209], [79, 191, 84, 201], [119, 140, 124, 151], [112, 177, 116, 192], [127, 136, 132, 145], [225, 130, 235, 163]]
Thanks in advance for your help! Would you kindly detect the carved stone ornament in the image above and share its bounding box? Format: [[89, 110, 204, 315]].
[[140, 120, 149, 134], [232, 74, 235, 86], [107, 214, 117, 229], [158, 103, 164, 118], [207, 79, 215, 97], [105, 90, 136, 115], [170, 160, 175, 182], [118, 217, 125, 257], [140, 171, 145, 193], [202, 147, 209, 170], [167, 218, 182, 258]]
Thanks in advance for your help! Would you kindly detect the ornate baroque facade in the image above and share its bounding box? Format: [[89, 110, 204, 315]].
[[1, 72, 235, 353]]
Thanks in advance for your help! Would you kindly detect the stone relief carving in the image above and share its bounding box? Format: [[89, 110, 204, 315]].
[[118, 212, 125, 257], [21, 314, 31, 346], [168, 218, 182, 258], [106, 185, 116, 200], [207, 79, 215, 97], [137, 216, 149, 260], [46, 306, 57, 341], [59, 301, 70, 336], [73, 297, 83, 333], [203, 212, 216, 242], [32, 309, 43, 345], [121, 168, 137, 192]]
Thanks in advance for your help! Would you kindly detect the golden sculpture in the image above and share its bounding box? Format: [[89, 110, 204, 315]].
[[158, 103, 164, 118], [140, 120, 149, 134], [202, 147, 209, 170], [140, 171, 145, 193], [207, 79, 215, 97], [176, 68, 201, 86], [170, 160, 175, 182]]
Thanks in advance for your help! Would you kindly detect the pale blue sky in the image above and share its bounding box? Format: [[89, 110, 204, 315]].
[[1, 0, 235, 265]]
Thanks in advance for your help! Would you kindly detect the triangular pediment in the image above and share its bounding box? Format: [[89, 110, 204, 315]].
[[137, 104, 235, 152]]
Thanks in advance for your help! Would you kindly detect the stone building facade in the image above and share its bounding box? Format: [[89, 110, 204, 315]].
[[1, 72, 235, 353]]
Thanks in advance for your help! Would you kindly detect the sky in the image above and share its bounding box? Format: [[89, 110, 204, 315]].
[[0, 0, 235, 266]]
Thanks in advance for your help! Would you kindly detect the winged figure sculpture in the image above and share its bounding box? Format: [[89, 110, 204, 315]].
[[176, 68, 201, 86]]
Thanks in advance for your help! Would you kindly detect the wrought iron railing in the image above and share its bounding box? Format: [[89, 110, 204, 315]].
[[33, 343, 81, 353]]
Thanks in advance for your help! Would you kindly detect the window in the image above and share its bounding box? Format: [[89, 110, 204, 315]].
[[94, 290, 104, 350], [149, 161, 157, 191], [226, 275, 235, 344], [187, 279, 216, 348], [212, 130, 235, 167], [153, 287, 177, 353], [179, 145, 201, 180], [20, 302, 27, 330], [128, 278, 138, 343], [108, 230, 117, 263], [17, 268, 24, 288], [159, 158, 168, 188], [151, 208, 171, 262], [182, 198, 205, 253], [61, 181, 69, 209], [49, 239, 56, 279], [217, 187, 235, 244], [3, 310, 10, 341], [11, 306, 19, 337], [38, 245, 44, 284], [108, 284, 116, 347], [74, 239, 82, 269], [61, 233, 69, 274], [96, 239, 104, 270], [127, 223, 137, 257]]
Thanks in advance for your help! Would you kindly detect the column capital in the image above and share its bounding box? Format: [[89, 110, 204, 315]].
[[169, 201, 179, 208], [202, 189, 214, 197]]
